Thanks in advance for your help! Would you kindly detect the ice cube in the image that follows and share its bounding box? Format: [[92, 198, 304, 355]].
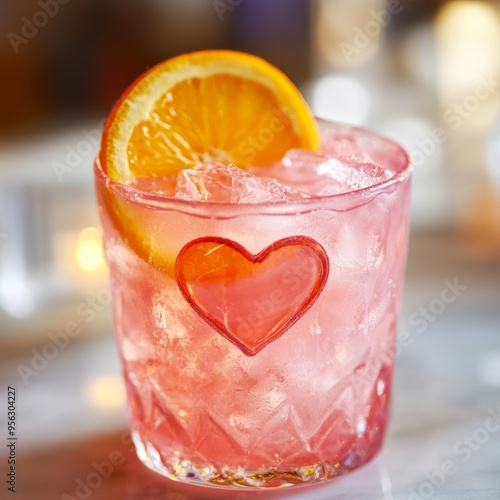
[[321, 128, 405, 172], [255, 151, 348, 196], [258, 150, 393, 196], [321, 129, 363, 159], [174, 162, 309, 203], [315, 156, 393, 193]]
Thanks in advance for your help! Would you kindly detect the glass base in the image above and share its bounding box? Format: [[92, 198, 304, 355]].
[[132, 432, 376, 489]]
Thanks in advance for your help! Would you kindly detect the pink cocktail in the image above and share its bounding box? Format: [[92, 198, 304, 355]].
[[95, 119, 412, 489]]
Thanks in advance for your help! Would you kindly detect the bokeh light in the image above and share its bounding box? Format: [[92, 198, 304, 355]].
[[84, 376, 126, 410], [75, 227, 106, 273], [436, 1, 500, 104]]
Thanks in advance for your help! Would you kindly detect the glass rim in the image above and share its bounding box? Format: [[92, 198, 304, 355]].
[[94, 120, 412, 218]]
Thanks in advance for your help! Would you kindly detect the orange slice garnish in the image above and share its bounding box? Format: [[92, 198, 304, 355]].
[[100, 50, 319, 181], [98, 50, 319, 275]]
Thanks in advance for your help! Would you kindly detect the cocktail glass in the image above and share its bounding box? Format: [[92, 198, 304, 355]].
[[95, 119, 412, 489]]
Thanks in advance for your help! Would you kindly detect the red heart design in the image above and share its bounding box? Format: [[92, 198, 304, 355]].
[[175, 236, 329, 356]]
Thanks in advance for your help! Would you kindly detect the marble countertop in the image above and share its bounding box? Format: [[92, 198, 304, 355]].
[[1, 231, 499, 500]]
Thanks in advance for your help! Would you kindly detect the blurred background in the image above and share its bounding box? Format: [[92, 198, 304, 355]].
[[0, 1, 499, 498]]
